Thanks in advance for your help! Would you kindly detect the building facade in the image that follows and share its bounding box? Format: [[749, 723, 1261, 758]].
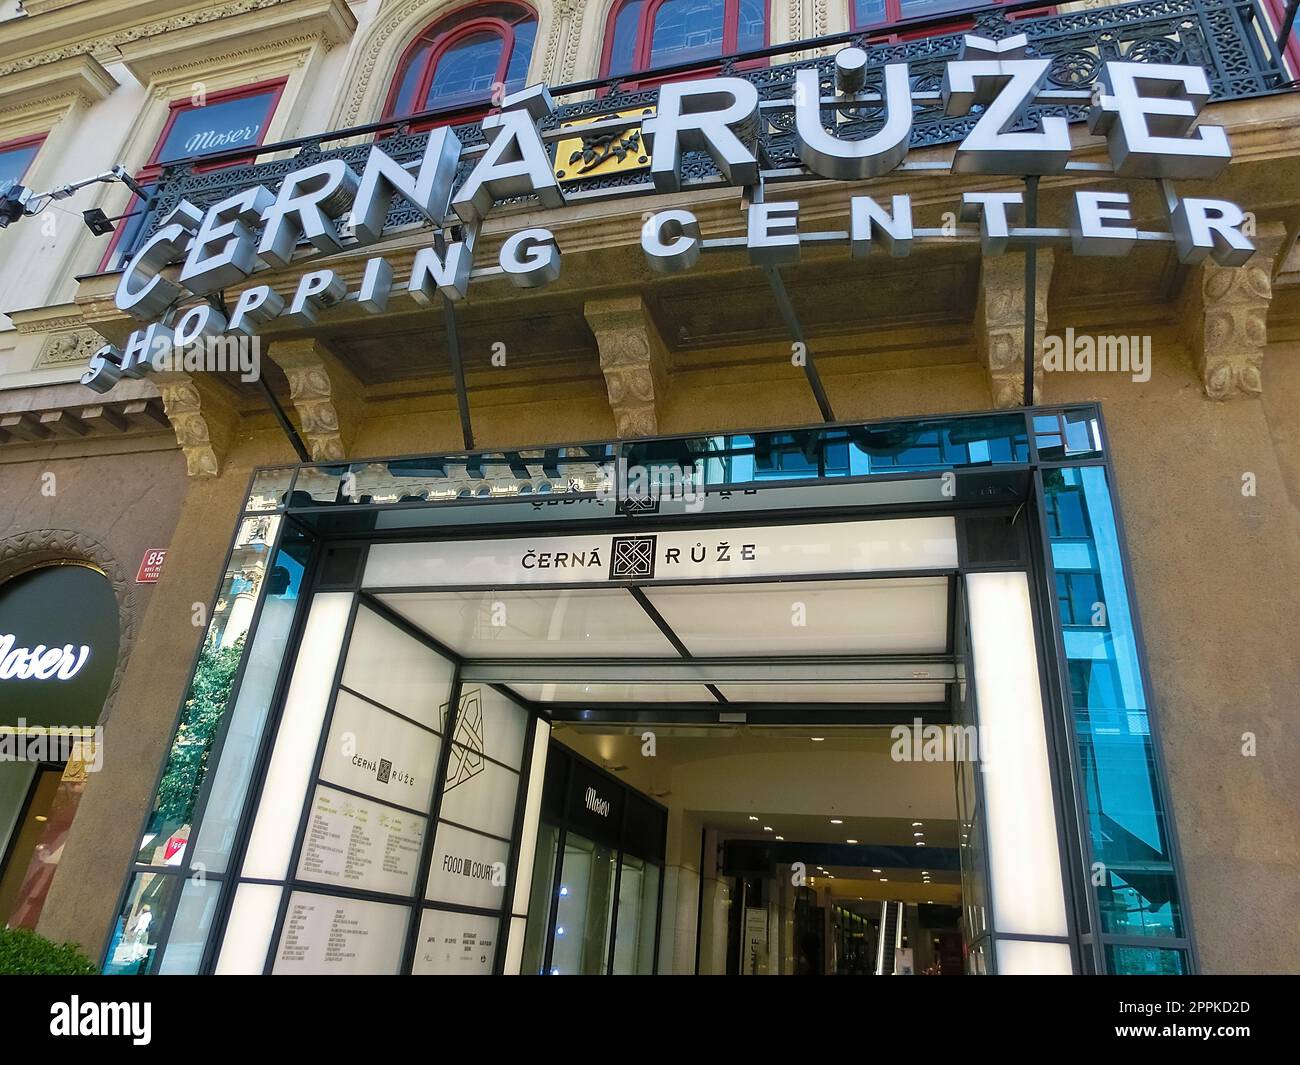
[[0, 0, 1298, 975]]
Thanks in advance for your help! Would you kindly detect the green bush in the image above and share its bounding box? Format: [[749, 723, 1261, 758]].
[[0, 927, 98, 975]]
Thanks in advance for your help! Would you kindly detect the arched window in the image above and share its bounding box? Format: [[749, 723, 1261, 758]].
[[385, 3, 538, 119], [601, 0, 769, 80]]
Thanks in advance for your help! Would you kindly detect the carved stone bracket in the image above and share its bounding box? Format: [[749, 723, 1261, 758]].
[[975, 249, 1054, 409], [153, 371, 240, 478], [1179, 223, 1285, 400], [584, 295, 670, 438], [269, 337, 364, 461]]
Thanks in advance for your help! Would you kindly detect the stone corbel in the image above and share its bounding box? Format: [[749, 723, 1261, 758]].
[[153, 370, 240, 478], [1178, 222, 1286, 400], [269, 338, 364, 461], [584, 295, 671, 438], [975, 249, 1054, 408]]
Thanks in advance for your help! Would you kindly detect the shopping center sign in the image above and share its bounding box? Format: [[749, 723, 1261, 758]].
[[83, 35, 1254, 392]]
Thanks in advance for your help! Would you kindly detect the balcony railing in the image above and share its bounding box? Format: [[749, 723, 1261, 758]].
[[117, 0, 1293, 269]]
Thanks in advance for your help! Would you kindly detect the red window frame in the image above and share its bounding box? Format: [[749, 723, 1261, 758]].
[[850, 0, 1052, 40], [382, 3, 538, 125], [0, 132, 47, 191], [98, 78, 285, 272], [599, 0, 772, 91], [1262, 0, 1300, 78]]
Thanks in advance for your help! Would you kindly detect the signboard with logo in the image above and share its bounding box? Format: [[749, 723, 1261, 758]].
[[364, 517, 957, 589], [424, 821, 510, 910], [318, 690, 441, 812], [566, 759, 624, 849], [0, 563, 119, 730]]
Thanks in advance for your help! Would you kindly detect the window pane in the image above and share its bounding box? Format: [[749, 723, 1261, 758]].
[[1105, 943, 1189, 975], [608, 0, 645, 74], [650, 0, 725, 68], [157, 91, 278, 164], [854, 0, 887, 25], [0, 141, 39, 196], [102, 871, 178, 975], [0, 767, 84, 930], [737, 0, 767, 52], [898, 0, 982, 17], [550, 833, 617, 974], [612, 855, 660, 974], [425, 32, 505, 109], [1045, 466, 1186, 942]]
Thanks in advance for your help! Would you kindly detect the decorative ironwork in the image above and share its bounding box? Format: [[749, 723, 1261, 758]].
[[127, 0, 1290, 265]]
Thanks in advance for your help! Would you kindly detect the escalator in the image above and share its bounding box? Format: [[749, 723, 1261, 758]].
[[875, 900, 903, 975]]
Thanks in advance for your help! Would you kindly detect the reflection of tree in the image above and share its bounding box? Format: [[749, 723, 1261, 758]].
[[155, 635, 245, 827]]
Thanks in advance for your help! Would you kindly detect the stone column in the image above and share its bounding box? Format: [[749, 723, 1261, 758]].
[[153, 371, 240, 478], [269, 337, 365, 461], [975, 248, 1054, 408], [584, 295, 671, 437], [1179, 222, 1286, 400]]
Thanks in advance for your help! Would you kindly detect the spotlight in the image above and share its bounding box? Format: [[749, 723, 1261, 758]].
[[82, 208, 115, 235]]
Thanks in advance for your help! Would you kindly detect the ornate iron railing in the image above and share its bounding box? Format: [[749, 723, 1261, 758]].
[[123, 0, 1292, 265]]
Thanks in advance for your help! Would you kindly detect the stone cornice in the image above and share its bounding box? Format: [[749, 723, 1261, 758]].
[[0, 0, 352, 79], [0, 52, 118, 113]]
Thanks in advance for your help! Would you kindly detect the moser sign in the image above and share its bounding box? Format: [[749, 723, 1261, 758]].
[[84, 36, 1253, 392]]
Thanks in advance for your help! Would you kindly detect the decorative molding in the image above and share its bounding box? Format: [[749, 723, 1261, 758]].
[[0, 53, 119, 113], [153, 370, 240, 477], [270, 337, 363, 461], [976, 249, 1054, 409], [0, 0, 299, 77], [0, 529, 138, 725], [35, 329, 100, 368], [1179, 223, 1286, 400], [585, 294, 670, 438]]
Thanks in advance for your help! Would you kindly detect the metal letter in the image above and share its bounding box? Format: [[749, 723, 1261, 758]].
[[349, 127, 462, 245], [944, 58, 1071, 174], [641, 78, 759, 192], [181, 185, 274, 294], [257, 159, 360, 267], [795, 62, 912, 180], [747, 201, 801, 266], [1170, 197, 1254, 266], [357, 256, 394, 314], [285, 269, 347, 325], [1089, 62, 1230, 179], [850, 194, 913, 258], [451, 110, 564, 225], [1070, 190, 1137, 256], [499, 227, 561, 288], [227, 285, 284, 337], [114, 200, 203, 319], [961, 191, 1023, 254], [641, 209, 701, 273]]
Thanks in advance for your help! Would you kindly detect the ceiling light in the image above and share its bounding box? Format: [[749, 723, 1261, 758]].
[[912, 822, 923, 827], [913, 832, 924, 837], [775, 835, 784, 840], [916, 842, 925, 847], [748, 816, 758, 821], [879, 878, 888, 882], [811, 737, 824, 742], [846, 839, 858, 844], [830, 819, 842, 825], [872, 868, 882, 873]]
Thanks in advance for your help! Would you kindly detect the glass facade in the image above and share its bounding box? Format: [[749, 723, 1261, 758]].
[[105, 405, 1192, 975]]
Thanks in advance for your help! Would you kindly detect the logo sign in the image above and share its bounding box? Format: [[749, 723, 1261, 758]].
[[585, 786, 612, 818], [136, 549, 167, 584], [84, 38, 1253, 394]]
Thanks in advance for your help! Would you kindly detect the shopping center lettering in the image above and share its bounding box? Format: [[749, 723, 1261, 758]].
[[83, 35, 1253, 392]]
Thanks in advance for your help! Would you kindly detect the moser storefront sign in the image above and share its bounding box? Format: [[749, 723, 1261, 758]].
[[84, 35, 1253, 392]]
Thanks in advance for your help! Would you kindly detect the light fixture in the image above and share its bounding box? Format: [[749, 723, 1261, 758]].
[[846, 838, 858, 844], [830, 818, 842, 825], [34, 815, 48, 823], [879, 877, 888, 882], [913, 832, 924, 837], [872, 868, 882, 873], [763, 825, 773, 832], [775, 835, 784, 841], [916, 842, 925, 847], [811, 737, 825, 742], [912, 821, 923, 827], [748, 815, 758, 821]]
